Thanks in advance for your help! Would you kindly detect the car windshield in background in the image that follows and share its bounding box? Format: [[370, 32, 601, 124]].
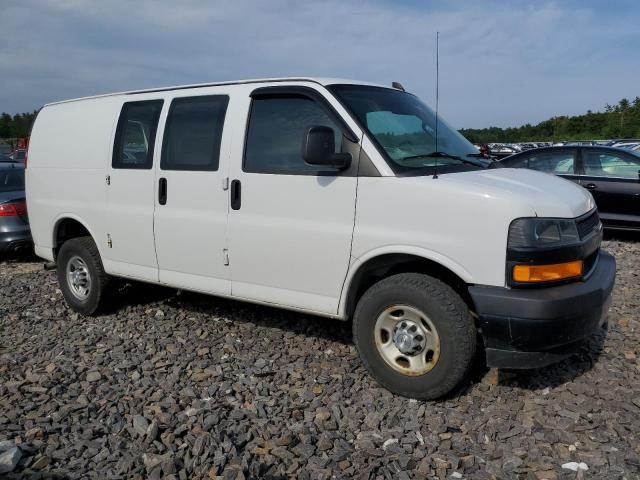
[[0, 168, 25, 192], [330, 85, 487, 174]]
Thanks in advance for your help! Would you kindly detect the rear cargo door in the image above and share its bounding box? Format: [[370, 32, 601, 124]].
[[105, 99, 164, 282]]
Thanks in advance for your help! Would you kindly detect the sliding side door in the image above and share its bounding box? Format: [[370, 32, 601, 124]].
[[153, 94, 232, 295]]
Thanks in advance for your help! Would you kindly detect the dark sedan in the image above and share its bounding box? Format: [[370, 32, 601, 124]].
[[0, 163, 31, 254], [500, 146, 640, 231]]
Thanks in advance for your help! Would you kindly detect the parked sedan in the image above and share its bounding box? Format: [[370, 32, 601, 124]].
[[500, 146, 640, 231], [0, 163, 31, 254]]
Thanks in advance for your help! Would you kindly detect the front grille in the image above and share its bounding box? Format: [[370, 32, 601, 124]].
[[577, 210, 600, 239]]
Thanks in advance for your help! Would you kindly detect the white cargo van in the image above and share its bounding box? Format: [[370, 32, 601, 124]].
[[27, 78, 615, 399]]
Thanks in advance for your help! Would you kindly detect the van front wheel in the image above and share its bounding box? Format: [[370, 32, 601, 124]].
[[353, 273, 476, 400], [57, 237, 111, 316]]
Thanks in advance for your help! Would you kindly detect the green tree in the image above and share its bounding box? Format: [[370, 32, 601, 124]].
[[0, 113, 11, 138], [0, 111, 38, 139], [459, 95, 640, 143]]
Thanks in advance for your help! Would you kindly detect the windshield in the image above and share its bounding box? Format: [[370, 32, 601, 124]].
[[0, 168, 25, 192], [330, 85, 486, 174]]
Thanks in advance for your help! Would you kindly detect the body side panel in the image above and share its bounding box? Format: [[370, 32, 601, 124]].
[[27, 98, 118, 260], [349, 176, 537, 291]]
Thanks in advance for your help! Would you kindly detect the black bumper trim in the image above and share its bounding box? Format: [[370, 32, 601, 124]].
[[0, 230, 32, 253], [486, 337, 600, 369], [469, 251, 615, 368]]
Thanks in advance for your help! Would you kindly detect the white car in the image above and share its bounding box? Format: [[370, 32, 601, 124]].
[[26, 77, 615, 399]]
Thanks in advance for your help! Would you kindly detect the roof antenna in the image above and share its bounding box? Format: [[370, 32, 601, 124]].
[[433, 31, 440, 179]]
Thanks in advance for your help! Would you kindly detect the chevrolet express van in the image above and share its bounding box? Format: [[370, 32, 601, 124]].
[[26, 78, 615, 399]]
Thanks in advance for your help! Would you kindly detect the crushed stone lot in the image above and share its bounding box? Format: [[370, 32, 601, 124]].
[[1, 238, 639, 480]]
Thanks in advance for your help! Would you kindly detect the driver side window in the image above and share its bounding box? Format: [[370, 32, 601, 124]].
[[527, 151, 576, 174], [243, 95, 342, 174]]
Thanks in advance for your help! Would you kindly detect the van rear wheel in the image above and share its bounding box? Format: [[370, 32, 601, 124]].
[[353, 273, 476, 400], [57, 236, 111, 316]]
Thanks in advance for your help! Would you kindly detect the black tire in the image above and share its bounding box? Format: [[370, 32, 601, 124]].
[[353, 273, 476, 400], [57, 236, 111, 316]]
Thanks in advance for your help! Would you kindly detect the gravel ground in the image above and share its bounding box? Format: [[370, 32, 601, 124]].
[[1, 237, 639, 480]]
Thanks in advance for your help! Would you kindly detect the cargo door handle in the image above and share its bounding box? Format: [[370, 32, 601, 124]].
[[159, 177, 167, 205], [584, 183, 597, 190], [230, 179, 241, 210]]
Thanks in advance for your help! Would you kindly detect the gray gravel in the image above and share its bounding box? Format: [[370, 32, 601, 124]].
[[1, 237, 639, 479]]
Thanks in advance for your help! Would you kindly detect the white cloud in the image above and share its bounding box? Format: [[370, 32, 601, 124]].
[[1, 0, 639, 127]]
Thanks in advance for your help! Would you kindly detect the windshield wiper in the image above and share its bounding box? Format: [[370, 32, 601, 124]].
[[401, 151, 487, 167]]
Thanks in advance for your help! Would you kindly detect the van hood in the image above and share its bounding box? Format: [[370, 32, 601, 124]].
[[437, 168, 595, 218]]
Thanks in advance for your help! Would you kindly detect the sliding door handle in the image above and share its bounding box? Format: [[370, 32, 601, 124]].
[[230, 179, 241, 210], [584, 183, 598, 190], [159, 177, 167, 205]]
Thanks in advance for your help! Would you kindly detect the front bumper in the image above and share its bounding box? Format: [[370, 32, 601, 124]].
[[469, 250, 616, 369]]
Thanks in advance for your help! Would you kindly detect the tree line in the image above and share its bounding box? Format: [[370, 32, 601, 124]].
[[460, 97, 640, 144], [0, 111, 39, 140]]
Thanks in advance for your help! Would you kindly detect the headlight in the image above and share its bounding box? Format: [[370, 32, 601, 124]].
[[508, 218, 580, 249]]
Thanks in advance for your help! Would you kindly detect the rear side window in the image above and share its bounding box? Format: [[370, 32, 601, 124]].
[[244, 95, 343, 174], [583, 150, 640, 179], [161, 95, 229, 171], [112, 100, 163, 169]]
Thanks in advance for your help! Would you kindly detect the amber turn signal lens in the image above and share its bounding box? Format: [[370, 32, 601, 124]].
[[513, 260, 583, 283]]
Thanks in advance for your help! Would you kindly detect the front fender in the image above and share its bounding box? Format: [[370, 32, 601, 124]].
[[337, 245, 474, 318]]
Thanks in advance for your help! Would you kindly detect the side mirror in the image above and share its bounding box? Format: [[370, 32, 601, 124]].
[[303, 126, 351, 170]]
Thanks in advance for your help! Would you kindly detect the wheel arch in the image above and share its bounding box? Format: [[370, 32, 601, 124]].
[[339, 248, 475, 319], [52, 214, 100, 260]]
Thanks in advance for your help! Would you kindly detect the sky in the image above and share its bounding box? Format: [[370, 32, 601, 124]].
[[1, 0, 639, 129]]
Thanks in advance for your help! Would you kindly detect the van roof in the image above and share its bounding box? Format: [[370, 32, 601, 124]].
[[44, 77, 386, 107]]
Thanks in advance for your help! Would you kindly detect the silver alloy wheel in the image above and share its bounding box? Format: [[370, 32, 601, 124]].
[[66, 255, 92, 300], [374, 305, 440, 376]]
